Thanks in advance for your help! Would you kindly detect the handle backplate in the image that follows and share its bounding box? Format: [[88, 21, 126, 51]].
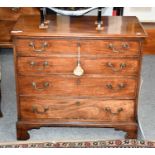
[[30, 61, 48, 71], [32, 106, 49, 114], [106, 62, 126, 72], [29, 41, 48, 52], [32, 82, 49, 91], [108, 42, 129, 53], [106, 83, 126, 91], [104, 107, 123, 115]]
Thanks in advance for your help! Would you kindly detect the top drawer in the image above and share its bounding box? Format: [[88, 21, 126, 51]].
[[15, 39, 77, 56], [15, 39, 140, 57], [81, 40, 140, 57]]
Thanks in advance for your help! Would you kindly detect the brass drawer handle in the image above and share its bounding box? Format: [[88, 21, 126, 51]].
[[30, 61, 48, 71], [29, 41, 48, 52], [108, 43, 129, 53], [106, 62, 126, 72], [32, 82, 49, 91], [106, 83, 126, 90], [32, 106, 49, 114], [104, 107, 123, 115]]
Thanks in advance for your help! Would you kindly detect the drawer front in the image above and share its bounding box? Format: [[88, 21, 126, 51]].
[[17, 57, 139, 76], [18, 76, 137, 98], [15, 39, 77, 56], [15, 39, 140, 57], [80, 40, 140, 57], [19, 97, 135, 122]]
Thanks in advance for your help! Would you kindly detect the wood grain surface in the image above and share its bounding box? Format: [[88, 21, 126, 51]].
[[0, 7, 39, 47], [12, 15, 146, 140], [0, 7, 39, 21], [19, 97, 135, 122], [17, 57, 139, 76], [18, 75, 137, 98], [11, 15, 147, 38], [142, 22, 155, 54], [15, 38, 140, 57]]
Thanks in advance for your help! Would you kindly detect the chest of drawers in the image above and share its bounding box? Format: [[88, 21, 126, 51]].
[[12, 15, 147, 140]]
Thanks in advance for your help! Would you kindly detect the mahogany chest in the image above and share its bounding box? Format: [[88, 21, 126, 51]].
[[12, 15, 147, 140]]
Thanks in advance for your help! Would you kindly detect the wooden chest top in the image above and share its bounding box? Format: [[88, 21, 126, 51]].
[[11, 15, 147, 38]]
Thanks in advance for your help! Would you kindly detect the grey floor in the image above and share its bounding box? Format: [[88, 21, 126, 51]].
[[0, 48, 155, 142]]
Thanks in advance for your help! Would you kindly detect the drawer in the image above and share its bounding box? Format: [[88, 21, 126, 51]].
[[80, 40, 140, 57], [15, 39, 140, 57], [15, 39, 77, 56], [19, 97, 135, 122], [18, 76, 137, 99], [17, 57, 139, 76]]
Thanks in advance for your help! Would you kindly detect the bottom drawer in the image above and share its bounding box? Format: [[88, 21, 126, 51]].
[[19, 97, 135, 122]]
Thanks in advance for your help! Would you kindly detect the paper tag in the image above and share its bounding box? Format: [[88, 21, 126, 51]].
[[11, 30, 23, 33]]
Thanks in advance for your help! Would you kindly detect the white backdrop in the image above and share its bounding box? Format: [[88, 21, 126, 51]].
[[86, 7, 155, 22], [124, 7, 155, 22]]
